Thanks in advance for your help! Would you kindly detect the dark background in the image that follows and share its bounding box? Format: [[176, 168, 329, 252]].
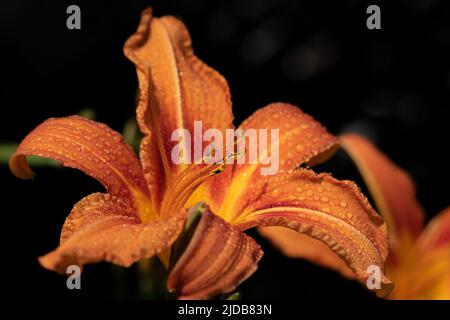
[[1, 0, 449, 299]]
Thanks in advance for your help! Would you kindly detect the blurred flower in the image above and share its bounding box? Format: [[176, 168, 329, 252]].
[[261, 134, 449, 299], [341, 134, 449, 299], [10, 8, 393, 299]]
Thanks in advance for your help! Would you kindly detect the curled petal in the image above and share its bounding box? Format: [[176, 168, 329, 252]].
[[235, 169, 392, 297], [167, 206, 263, 300], [9, 116, 154, 221], [340, 133, 425, 249], [124, 8, 234, 178], [218, 103, 338, 221], [39, 193, 186, 274]]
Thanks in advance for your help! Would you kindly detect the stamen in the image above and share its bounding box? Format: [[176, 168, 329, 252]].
[[160, 152, 236, 218]]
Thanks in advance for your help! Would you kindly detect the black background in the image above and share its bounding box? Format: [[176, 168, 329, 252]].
[[1, 0, 449, 299]]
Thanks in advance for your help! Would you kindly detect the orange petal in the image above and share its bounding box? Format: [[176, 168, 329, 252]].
[[167, 205, 263, 300], [236, 103, 337, 173], [9, 116, 155, 222], [407, 207, 450, 299], [418, 207, 450, 252], [340, 133, 425, 250], [139, 135, 166, 213], [124, 8, 234, 179], [186, 169, 233, 215], [258, 226, 354, 278], [39, 193, 186, 274], [384, 208, 450, 299], [235, 169, 392, 297], [218, 103, 338, 221]]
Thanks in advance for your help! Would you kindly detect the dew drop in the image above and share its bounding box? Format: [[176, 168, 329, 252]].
[[271, 188, 280, 196]]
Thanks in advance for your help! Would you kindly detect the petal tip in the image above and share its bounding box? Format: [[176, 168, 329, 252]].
[[9, 154, 35, 180], [38, 251, 66, 275]]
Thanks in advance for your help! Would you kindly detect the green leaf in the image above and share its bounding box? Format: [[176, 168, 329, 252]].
[[122, 118, 143, 153], [224, 291, 242, 300], [77, 108, 96, 120]]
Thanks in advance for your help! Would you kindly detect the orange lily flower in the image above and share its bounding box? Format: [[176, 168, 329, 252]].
[[260, 133, 449, 299], [10, 8, 392, 299], [340, 134, 450, 299]]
